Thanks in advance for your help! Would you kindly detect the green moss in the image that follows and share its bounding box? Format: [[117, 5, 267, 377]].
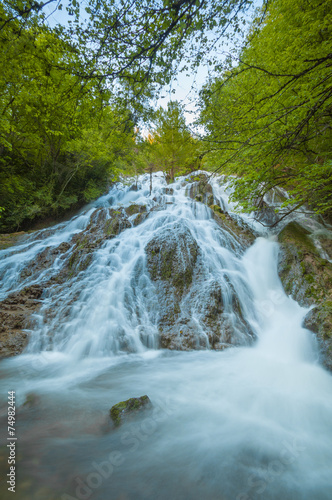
[[125, 204, 140, 216], [110, 396, 151, 427], [279, 222, 317, 254], [209, 204, 223, 214], [78, 254, 92, 271], [104, 217, 120, 236], [68, 252, 79, 269], [304, 273, 314, 284], [110, 401, 127, 427], [133, 212, 147, 226]]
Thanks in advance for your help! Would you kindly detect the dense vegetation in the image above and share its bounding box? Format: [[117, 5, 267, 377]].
[[0, 0, 331, 231], [199, 0, 332, 221], [140, 101, 201, 182], [0, 4, 139, 232], [0, 0, 252, 232]]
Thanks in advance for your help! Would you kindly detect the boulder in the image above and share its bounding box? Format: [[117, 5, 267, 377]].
[[110, 395, 151, 427], [209, 205, 256, 249], [145, 222, 255, 351], [146, 221, 199, 295], [185, 172, 214, 206]]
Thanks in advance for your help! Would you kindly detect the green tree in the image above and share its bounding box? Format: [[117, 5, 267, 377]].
[[1, 1, 259, 102], [0, 12, 136, 231], [146, 101, 200, 182], [199, 0, 332, 221]]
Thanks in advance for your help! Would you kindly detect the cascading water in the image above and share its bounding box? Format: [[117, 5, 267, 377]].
[[0, 172, 332, 500]]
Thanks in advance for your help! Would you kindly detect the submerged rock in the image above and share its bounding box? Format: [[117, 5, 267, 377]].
[[278, 221, 332, 369], [110, 395, 151, 427], [185, 172, 214, 206], [63, 205, 147, 278]]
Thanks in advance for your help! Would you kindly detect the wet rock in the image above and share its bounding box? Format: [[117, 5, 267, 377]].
[[209, 205, 256, 249], [185, 173, 255, 247], [0, 285, 44, 357], [312, 233, 332, 260], [278, 221, 332, 369], [159, 322, 209, 350], [125, 204, 148, 226], [186, 172, 213, 206], [20, 242, 71, 280], [125, 204, 146, 217], [146, 221, 199, 295], [145, 222, 255, 351], [253, 201, 280, 226], [64, 207, 134, 277], [162, 187, 174, 195], [110, 395, 151, 427]]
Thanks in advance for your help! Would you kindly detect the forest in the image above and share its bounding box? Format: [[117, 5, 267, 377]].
[[0, 0, 331, 232], [1, 3, 332, 499]]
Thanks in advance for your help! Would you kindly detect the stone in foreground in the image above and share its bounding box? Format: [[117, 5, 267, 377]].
[[110, 395, 151, 427]]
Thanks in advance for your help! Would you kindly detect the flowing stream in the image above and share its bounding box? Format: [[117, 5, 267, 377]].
[[0, 172, 332, 500]]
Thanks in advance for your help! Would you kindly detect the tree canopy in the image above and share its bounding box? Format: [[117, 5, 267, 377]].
[[143, 101, 200, 182], [0, 0, 259, 231], [199, 0, 332, 220], [0, 8, 136, 231], [0, 0, 331, 230]]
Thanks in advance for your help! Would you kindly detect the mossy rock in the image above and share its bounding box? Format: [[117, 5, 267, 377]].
[[278, 221, 332, 369], [210, 204, 224, 214], [110, 395, 151, 427], [186, 173, 213, 202], [145, 222, 199, 295], [209, 205, 255, 248], [125, 204, 147, 217], [133, 212, 148, 226], [279, 221, 317, 254]]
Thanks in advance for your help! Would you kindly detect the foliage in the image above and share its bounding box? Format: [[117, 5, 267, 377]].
[[142, 101, 201, 181], [0, 0, 259, 230], [1, 1, 258, 97], [199, 0, 332, 220], [0, 6, 136, 232]]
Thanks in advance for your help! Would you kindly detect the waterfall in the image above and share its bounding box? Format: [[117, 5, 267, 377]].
[[0, 172, 331, 500]]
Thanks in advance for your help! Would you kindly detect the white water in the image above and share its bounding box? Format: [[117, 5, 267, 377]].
[[0, 172, 332, 500]]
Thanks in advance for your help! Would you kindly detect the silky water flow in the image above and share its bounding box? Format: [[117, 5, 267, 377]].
[[0, 172, 332, 500]]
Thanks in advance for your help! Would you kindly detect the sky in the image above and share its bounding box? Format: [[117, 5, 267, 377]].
[[42, 0, 262, 132]]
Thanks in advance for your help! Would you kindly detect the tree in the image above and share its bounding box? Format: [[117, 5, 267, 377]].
[[199, 0, 332, 221], [1, 1, 260, 101], [0, 0, 267, 230], [0, 14, 136, 231], [145, 101, 200, 182]]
